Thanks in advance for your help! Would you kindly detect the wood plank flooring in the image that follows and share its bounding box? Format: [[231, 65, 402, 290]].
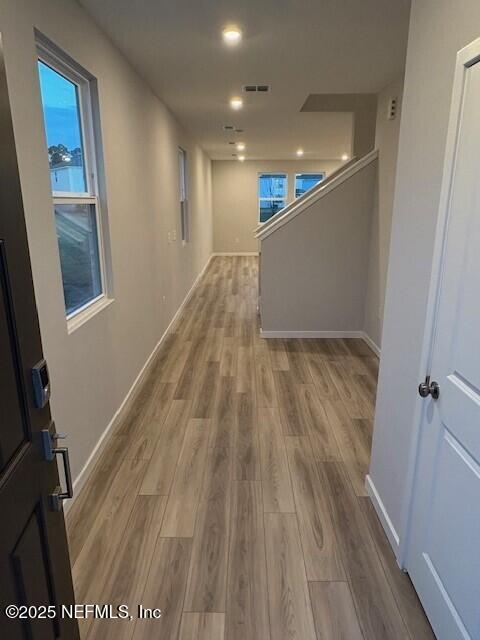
[[67, 255, 434, 640]]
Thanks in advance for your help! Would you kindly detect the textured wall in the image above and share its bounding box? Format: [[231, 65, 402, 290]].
[[213, 159, 342, 253], [260, 161, 377, 333], [0, 0, 213, 485], [363, 76, 404, 349], [369, 0, 480, 554]]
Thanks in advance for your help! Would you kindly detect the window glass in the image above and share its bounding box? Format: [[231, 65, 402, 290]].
[[179, 147, 189, 242], [295, 173, 325, 198], [54, 203, 102, 315], [259, 200, 286, 222], [179, 148, 187, 202], [38, 60, 87, 194], [38, 49, 107, 320], [258, 174, 287, 223]]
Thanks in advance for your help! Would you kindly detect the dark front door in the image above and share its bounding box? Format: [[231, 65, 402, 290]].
[[0, 35, 79, 639]]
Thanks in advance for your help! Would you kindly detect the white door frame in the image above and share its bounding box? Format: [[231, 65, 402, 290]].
[[397, 35, 480, 567]]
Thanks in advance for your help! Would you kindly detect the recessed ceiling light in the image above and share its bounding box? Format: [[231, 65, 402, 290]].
[[230, 97, 243, 110], [341, 153, 349, 161], [238, 155, 246, 162], [236, 142, 246, 151], [296, 148, 304, 157], [222, 26, 242, 45]]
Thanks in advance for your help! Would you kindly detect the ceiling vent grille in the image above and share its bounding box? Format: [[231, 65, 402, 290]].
[[223, 126, 244, 134], [243, 84, 270, 93]]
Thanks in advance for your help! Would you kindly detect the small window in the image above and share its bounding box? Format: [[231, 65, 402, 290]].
[[37, 46, 110, 321], [295, 173, 325, 198], [179, 147, 188, 242], [258, 173, 287, 223]]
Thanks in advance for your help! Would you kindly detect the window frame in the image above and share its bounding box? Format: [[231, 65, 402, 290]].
[[257, 172, 288, 224], [37, 42, 111, 328], [294, 172, 326, 198]]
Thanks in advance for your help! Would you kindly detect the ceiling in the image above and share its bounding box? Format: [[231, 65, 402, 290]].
[[79, 0, 410, 160]]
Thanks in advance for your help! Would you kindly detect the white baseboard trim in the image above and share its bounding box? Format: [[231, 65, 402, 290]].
[[260, 330, 364, 339], [365, 474, 400, 555], [64, 253, 214, 514], [212, 252, 259, 256], [360, 331, 381, 357]]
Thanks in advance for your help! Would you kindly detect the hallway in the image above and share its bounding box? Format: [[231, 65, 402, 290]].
[[66, 255, 433, 640]]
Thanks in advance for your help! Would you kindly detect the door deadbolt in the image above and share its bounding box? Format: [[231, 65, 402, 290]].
[[418, 375, 440, 400]]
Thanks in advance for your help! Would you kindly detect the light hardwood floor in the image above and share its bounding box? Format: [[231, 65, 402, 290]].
[[67, 255, 435, 640]]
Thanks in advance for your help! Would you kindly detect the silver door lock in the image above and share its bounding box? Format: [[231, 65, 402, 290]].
[[418, 375, 440, 400], [41, 422, 73, 511], [32, 359, 50, 408]]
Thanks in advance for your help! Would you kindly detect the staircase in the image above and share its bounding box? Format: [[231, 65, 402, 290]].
[[255, 149, 378, 337]]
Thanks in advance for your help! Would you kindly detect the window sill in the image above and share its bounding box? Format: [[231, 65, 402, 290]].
[[67, 295, 114, 335]]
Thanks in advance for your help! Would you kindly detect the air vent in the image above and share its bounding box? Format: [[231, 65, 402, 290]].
[[222, 125, 244, 134], [243, 84, 270, 93]]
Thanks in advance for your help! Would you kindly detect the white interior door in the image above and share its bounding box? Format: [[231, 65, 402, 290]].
[[406, 40, 480, 640]]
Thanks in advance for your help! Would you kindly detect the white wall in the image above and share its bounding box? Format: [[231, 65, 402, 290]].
[[260, 160, 377, 333], [0, 0, 213, 486], [212, 159, 342, 253], [369, 0, 480, 556], [363, 77, 404, 349]]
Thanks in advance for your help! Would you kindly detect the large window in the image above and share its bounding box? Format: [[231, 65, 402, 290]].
[[258, 173, 287, 223], [37, 47, 108, 321], [295, 173, 325, 198], [179, 147, 188, 242]]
